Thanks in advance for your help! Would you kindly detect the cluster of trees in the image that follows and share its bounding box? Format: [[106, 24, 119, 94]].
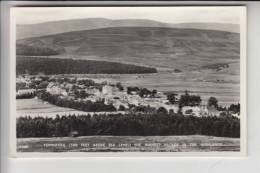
[[166, 92, 178, 104], [207, 97, 240, 114], [168, 93, 240, 115], [127, 87, 139, 94], [166, 91, 202, 107], [228, 103, 240, 114], [129, 104, 157, 113], [179, 91, 202, 107], [17, 44, 60, 56], [16, 92, 35, 99], [208, 97, 218, 108], [127, 87, 157, 98], [202, 63, 229, 71], [16, 82, 27, 90], [38, 91, 116, 112], [77, 79, 97, 87], [17, 57, 157, 75], [73, 90, 90, 99], [115, 82, 124, 91], [17, 112, 240, 138]]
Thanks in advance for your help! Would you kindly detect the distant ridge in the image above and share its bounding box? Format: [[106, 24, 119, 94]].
[[17, 18, 239, 39], [171, 22, 239, 33], [17, 18, 168, 39], [17, 26, 239, 73]]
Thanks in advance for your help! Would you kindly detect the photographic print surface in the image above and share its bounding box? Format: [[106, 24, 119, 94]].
[[12, 7, 246, 156]]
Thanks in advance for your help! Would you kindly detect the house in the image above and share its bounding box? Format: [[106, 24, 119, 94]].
[[16, 76, 32, 88], [113, 100, 129, 110], [102, 85, 118, 95], [163, 104, 179, 113], [102, 85, 113, 95], [181, 105, 220, 117], [85, 88, 101, 96], [207, 106, 220, 116], [16, 89, 35, 96], [127, 95, 142, 106], [231, 113, 240, 119], [182, 106, 201, 116], [46, 82, 68, 96]]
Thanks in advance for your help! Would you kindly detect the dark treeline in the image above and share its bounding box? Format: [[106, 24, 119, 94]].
[[17, 44, 60, 56], [38, 91, 116, 112], [202, 63, 229, 71], [127, 86, 157, 98], [16, 56, 157, 75], [179, 91, 202, 107], [229, 104, 240, 114], [17, 113, 240, 138], [16, 92, 35, 99]]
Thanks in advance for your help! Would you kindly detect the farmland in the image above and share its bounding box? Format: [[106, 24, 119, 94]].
[[17, 99, 124, 118], [44, 71, 239, 105]]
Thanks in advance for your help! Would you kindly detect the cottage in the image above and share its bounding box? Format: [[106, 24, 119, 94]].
[[46, 82, 68, 96], [16, 89, 35, 96]]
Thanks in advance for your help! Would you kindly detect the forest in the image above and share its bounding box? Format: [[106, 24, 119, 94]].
[[17, 112, 240, 138], [16, 56, 157, 75], [38, 91, 117, 112], [17, 44, 60, 56]]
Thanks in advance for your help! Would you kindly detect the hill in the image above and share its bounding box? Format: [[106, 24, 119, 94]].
[[17, 27, 240, 72], [17, 18, 239, 39], [17, 18, 169, 39], [171, 22, 239, 33]]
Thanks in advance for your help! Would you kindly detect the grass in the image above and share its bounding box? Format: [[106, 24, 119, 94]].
[[17, 135, 240, 152], [17, 99, 123, 118]]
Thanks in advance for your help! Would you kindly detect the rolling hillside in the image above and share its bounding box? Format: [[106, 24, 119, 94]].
[[171, 23, 239, 33], [17, 18, 169, 39], [17, 18, 239, 39], [17, 27, 240, 73]]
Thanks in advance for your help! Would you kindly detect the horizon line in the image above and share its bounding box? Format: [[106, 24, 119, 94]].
[[17, 17, 239, 26]]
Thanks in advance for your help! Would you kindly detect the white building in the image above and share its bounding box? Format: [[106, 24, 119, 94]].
[[46, 82, 68, 96], [127, 95, 142, 106], [16, 76, 32, 88], [16, 89, 35, 96], [102, 85, 113, 95], [182, 106, 201, 117], [181, 105, 219, 117], [102, 85, 119, 95], [85, 88, 101, 96]]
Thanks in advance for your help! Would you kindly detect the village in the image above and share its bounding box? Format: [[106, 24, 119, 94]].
[[16, 75, 240, 118]]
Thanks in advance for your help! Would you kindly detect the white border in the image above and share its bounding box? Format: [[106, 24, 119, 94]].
[[9, 6, 247, 158]]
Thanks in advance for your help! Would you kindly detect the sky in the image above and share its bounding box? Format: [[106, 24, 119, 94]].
[[13, 6, 244, 25]]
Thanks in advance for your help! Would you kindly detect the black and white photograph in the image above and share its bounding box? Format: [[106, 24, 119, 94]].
[[12, 6, 246, 156]]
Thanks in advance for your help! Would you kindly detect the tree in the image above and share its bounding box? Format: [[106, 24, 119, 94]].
[[157, 107, 168, 114], [139, 88, 151, 97], [208, 97, 218, 108], [79, 90, 89, 99], [179, 91, 201, 107], [116, 82, 124, 91], [118, 105, 126, 111], [151, 89, 157, 97], [228, 103, 240, 114], [127, 87, 139, 95], [167, 93, 178, 104]]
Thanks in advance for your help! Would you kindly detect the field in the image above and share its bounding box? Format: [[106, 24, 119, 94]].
[[53, 71, 239, 105], [17, 135, 240, 152], [17, 99, 123, 118]]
